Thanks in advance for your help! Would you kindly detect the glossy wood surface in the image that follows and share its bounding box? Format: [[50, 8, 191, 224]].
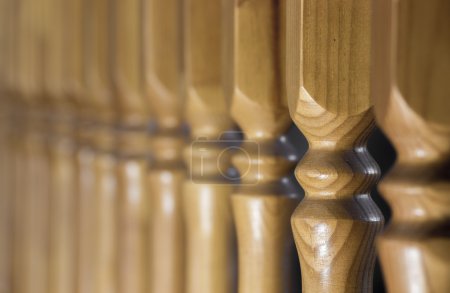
[[231, 1, 300, 293], [286, 0, 384, 292], [83, 1, 119, 292], [184, 1, 237, 292], [111, 1, 151, 292], [0, 0, 13, 290], [144, 1, 186, 292], [372, 0, 450, 292]]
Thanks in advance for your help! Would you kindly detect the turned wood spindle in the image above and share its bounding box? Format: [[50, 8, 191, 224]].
[[82, 0, 118, 292], [43, 0, 78, 291], [111, 0, 151, 292], [144, 1, 186, 292], [372, 0, 450, 292], [13, 1, 51, 292], [286, 1, 384, 292], [231, 1, 301, 293], [0, 0, 15, 291], [183, 1, 237, 292]]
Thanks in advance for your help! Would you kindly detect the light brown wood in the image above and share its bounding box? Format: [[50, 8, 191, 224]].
[[42, 0, 78, 292], [144, 0, 186, 292], [111, 0, 149, 126], [231, 1, 300, 293], [110, 0, 151, 292], [0, 1, 16, 292], [183, 1, 237, 292], [12, 1, 51, 292], [372, 0, 450, 292], [117, 151, 150, 293], [286, 1, 384, 292], [82, 0, 118, 292]]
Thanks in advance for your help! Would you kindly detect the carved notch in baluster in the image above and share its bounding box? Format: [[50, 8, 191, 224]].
[[372, 0, 450, 292], [286, 0, 384, 292], [231, 1, 301, 293]]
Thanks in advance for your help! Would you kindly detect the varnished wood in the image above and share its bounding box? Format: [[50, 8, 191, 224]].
[[0, 1, 15, 292], [42, 0, 78, 292], [82, 0, 118, 292], [12, 1, 51, 292], [183, 1, 237, 292], [111, 1, 150, 292], [372, 0, 450, 292], [286, 1, 384, 292], [231, 1, 300, 293], [144, 0, 186, 292]]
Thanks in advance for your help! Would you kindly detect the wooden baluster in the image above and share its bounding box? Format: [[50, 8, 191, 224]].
[[43, 0, 78, 291], [111, 0, 151, 292], [143, 1, 185, 292], [82, 0, 118, 292], [183, 1, 237, 292], [286, 1, 384, 292], [13, 1, 52, 292], [0, 0, 14, 291], [372, 1, 450, 292], [62, 1, 93, 293], [230, 1, 301, 293]]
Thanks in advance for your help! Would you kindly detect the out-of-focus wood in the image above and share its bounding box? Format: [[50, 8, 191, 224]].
[[82, 0, 118, 292], [231, 1, 300, 293], [372, 0, 450, 292], [111, 1, 150, 292], [144, 0, 185, 292], [116, 141, 150, 293], [286, 1, 384, 292], [112, 0, 149, 126], [42, 0, 78, 292], [12, 1, 51, 293], [184, 1, 237, 293], [0, 0, 14, 292]]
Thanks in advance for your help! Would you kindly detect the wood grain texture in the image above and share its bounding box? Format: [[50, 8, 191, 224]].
[[372, 0, 450, 292], [183, 1, 237, 292], [286, 0, 384, 292], [231, 1, 300, 293], [143, 1, 186, 292]]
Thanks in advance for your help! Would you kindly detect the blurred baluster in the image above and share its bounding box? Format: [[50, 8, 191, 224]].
[[286, 0, 384, 292], [143, 1, 186, 293], [12, 0, 52, 292], [111, 0, 151, 292], [230, 1, 301, 293], [372, 0, 450, 292], [82, 0, 118, 292], [0, 0, 14, 292], [183, 1, 237, 292], [43, 0, 78, 291]]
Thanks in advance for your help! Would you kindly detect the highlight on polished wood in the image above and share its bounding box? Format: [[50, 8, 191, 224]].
[[286, 0, 384, 292], [231, 1, 301, 293], [372, 0, 450, 292], [0, 0, 449, 293]]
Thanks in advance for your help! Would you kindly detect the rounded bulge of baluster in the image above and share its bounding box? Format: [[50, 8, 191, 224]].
[[295, 148, 380, 222]]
